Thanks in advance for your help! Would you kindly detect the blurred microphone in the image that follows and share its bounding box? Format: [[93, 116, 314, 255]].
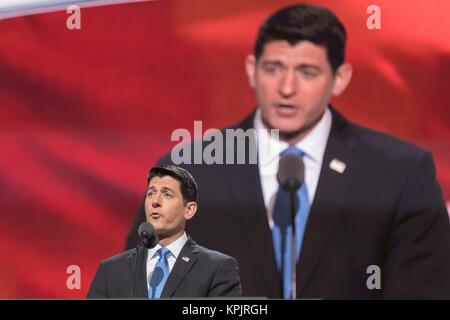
[[276, 152, 305, 299], [277, 153, 305, 191], [131, 222, 158, 297], [138, 222, 158, 249]]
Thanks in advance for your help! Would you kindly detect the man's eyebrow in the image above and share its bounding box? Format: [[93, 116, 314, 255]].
[[296, 64, 321, 71], [147, 186, 175, 193], [261, 60, 284, 66], [160, 186, 175, 193], [260, 60, 321, 71]]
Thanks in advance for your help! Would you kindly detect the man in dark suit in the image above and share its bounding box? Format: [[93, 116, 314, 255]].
[[88, 165, 242, 298], [126, 4, 450, 299]]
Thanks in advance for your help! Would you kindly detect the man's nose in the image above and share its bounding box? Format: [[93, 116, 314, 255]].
[[152, 194, 161, 207], [279, 70, 297, 98]]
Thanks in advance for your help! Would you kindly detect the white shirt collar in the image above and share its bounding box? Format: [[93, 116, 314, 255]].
[[254, 107, 332, 167], [147, 232, 188, 259]]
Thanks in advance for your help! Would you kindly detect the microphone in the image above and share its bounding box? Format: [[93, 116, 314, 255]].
[[138, 222, 158, 249], [277, 153, 305, 191], [131, 222, 158, 297], [276, 152, 305, 300]]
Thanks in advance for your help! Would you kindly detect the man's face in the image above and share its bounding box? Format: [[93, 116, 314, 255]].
[[145, 176, 196, 240], [246, 40, 351, 140]]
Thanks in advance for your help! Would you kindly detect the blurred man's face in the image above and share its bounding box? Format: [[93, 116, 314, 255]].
[[246, 40, 351, 143], [145, 176, 196, 243]]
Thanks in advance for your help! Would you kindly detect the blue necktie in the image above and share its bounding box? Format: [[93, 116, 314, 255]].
[[272, 146, 311, 299], [148, 247, 171, 299]]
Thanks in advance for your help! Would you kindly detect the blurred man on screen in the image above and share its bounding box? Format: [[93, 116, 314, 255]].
[[126, 3, 450, 299]]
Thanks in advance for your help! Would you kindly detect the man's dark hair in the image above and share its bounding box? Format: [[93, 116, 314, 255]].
[[147, 165, 198, 204], [254, 3, 347, 72]]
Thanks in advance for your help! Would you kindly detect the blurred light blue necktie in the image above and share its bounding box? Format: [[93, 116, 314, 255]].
[[148, 247, 171, 299], [272, 146, 311, 299]]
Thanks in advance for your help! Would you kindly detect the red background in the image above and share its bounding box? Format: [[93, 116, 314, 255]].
[[0, 0, 449, 298]]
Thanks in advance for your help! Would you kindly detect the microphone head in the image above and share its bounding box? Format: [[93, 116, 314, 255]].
[[138, 222, 158, 249], [277, 153, 305, 191]]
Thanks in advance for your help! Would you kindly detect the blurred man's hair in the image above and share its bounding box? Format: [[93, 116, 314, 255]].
[[254, 3, 347, 72], [147, 165, 198, 205]]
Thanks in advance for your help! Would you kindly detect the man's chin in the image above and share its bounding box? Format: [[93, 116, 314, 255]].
[[272, 116, 323, 142], [273, 122, 306, 138], [279, 128, 304, 139], [262, 113, 303, 131]]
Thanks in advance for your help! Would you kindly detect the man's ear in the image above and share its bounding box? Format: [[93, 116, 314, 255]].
[[184, 202, 197, 221], [332, 62, 353, 96], [245, 54, 257, 89]]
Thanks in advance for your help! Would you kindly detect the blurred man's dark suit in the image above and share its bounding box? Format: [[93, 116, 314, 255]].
[[126, 107, 450, 299]]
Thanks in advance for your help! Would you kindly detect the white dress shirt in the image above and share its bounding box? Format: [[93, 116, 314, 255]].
[[254, 107, 332, 228], [146, 232, 188, 290]]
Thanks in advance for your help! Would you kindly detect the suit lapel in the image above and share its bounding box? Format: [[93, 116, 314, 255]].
[[128, 246, 149, 298], [221, 111, 281, 297], [297, 108, 360, 295], [161, 238, 199, 297]]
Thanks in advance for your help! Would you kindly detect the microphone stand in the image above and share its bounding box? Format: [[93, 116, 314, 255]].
[[130, 243, 143, 298], [277, 152, 305, 300], [289, 190, 297, 300], [132, 222, 158, 297]]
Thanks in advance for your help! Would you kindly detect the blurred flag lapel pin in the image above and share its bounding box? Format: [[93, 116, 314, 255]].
[[329, 158, 346, 174]]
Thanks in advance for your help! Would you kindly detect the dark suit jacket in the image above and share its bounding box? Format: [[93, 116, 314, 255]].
[[88, 237, 242, 298], [126, 107, 450, 299]]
